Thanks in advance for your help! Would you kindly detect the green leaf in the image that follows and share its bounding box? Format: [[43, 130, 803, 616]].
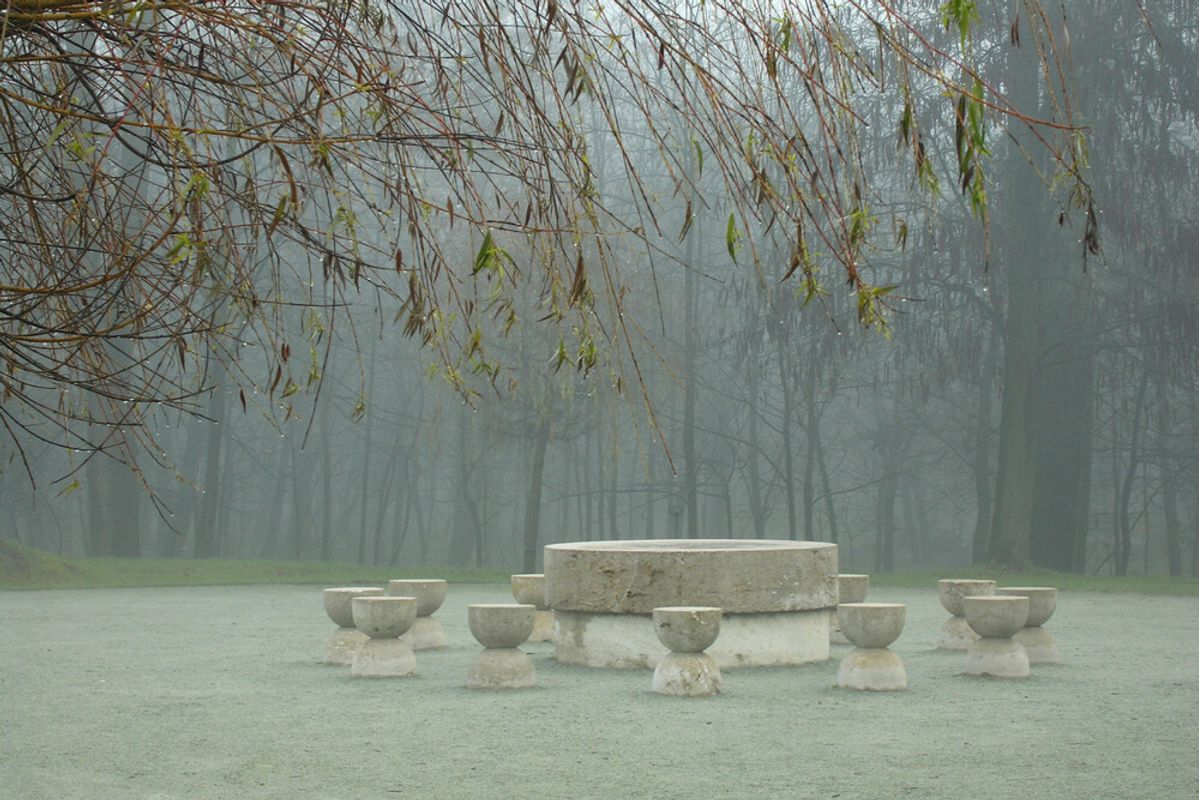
[[726, 213, 739, 262], [473, 230, 495, 275]]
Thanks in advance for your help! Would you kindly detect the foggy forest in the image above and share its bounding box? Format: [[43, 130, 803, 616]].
[[2, 0, 1197, 580]]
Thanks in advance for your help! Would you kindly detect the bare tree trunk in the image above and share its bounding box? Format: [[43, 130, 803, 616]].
[[194, 388, 226, 559], [801, 363, 820, 540], [522, 415, 552, 572], [448, 405, 482, 566], [607, 438, 619, 539], [318, 390, 334, 562], [1116, 373, 1150, 576], [683, 239, 699, 539], [815, 427, 839, 545], [745, 356, 767, 538], [260, 441, 290, 558], [1158, 380, 1183, 577], [972, 327, 998, 564]]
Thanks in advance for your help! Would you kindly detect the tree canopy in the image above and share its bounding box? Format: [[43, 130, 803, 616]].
[[1, 0, 1093, 478]]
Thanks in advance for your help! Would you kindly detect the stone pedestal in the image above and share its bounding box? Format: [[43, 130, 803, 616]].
[[997, 587, 1060, 664], [388, 579, 447, 650], [937, 579, 996, 650], [545, 539, 837, 668], [351, 596, 418, 678], [835, 603, 907, 691], [511, 573, 554, 642], [830, 574, 869, 645], [466, 604, 536, 690], [962, 595, 1030, 678], [322, 587, 383, 665], [652, 607, 722, 697]]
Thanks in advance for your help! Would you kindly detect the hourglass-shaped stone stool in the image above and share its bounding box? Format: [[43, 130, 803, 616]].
[[350, 596, 418, 678], [323, 587, 384, 665], [996, 587, 1060, 664], [652, 607, 723, 697], [962, 595, 1030, 678], [835, 603, 907, 691], [466, 604, 536, 689], [938, 579, 996, 650], [830, 574, 870, 645], [388, 579, 447, 650], [510, 574, 554, 642]]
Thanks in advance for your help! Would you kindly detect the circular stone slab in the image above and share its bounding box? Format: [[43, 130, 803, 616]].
[[544, 539, 838, 614]]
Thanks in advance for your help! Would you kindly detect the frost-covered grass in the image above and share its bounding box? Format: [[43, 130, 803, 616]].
[[2, 583, 1197, 800]]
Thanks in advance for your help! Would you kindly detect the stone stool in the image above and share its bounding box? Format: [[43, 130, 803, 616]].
[[510, 574, 554, 642], [651, 607, 722, 697], [962, 595, 1030, 678], [350, 596, 418, 678], [323, 587, 384, 665], [466, 604, 536, 690], [835, 603, 907, 691], [388, 579, 447, 650], [996, 587, 1060, 664], [938, 579, 996, 650], [830, 574, 870, 645]]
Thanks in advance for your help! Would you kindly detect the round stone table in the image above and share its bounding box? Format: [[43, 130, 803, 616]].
[[544, 539, 838, 668]]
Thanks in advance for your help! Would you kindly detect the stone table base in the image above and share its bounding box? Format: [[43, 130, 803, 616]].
[[554, 609, 829, 669]]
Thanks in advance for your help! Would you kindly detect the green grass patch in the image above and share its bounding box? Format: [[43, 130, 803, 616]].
[[3, 539, 1197, 594], [869, 566, 1199, 595], [0, 540, 508, 590]]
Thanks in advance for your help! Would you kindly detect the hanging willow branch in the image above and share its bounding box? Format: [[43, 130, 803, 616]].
[[0, 0, 1092, 473]]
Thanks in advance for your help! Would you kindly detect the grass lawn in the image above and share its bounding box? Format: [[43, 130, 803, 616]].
[[2, 539, 1196, 594], [2, 581, 1197, 799]]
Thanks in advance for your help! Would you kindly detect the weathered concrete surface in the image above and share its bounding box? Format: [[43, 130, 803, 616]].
[[963, 637, 1031, 678], [352, 596, 417, 640], [323, 626, 368, 666], [830, 574, 870, 645], [387, 580, 447, 617], [323, 587, 384, 628], [1014, 626, 1061, 664], [837, 574, 870, 604], [938, 615, 978, 651], [544, 539, 838, 614], [466, 648, 535, 690], [401, 616, 447, 651], [510, 574, 554, 642], [510, 574, 547, 608], [351, 638, 417, 678], [937, 579, 996, 617], [963, 596, 1029, 639], [653, 652, 722, 697], [467, 604, 534, 649], [836, 647, 907, 691], [554, 608, 829, 668], [837, 603, 905, 649], [996, 587, 1057, 627], [652, 607, 722, 654]]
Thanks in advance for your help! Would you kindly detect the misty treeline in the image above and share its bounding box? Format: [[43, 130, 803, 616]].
[[2, 2, 1197, 577]]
